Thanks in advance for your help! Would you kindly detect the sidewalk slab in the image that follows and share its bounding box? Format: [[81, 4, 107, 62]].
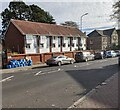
[[1, 63, 47, 74], [69, 73, 118, 109]]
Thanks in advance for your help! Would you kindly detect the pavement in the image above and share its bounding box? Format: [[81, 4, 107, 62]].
[[68, 72, 119, 109], [1, 63, 47, 74], [1, 58, 120, 109]]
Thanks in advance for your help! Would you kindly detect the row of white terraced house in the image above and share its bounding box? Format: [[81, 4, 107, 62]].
[[4, 19, 87, 54], [25, 34, 86, 54]]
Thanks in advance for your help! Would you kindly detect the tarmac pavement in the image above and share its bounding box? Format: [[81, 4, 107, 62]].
[[68, 72, 119, 109]]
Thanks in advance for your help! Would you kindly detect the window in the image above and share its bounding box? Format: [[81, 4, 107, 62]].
[[113, 36, 117, 40], [53, 36, 56, 40], [26, 35, 33, 40], [65, 37, 68, 40], [72, 43, 74, 47], [40, 43, 44, 48], [52, 43, 56, 48], [58, 56, 64, 58], [46, 36, 49, 48], [58, 44, 61, 47], [90, 40, 93, 44], [58, 37, 61, 47], [74, 37, 76, 40], [76, 44, 78, 46], [63, 43, 66, 47], [68, 44, 70, 47], [26, 44, 31, 49], [103, 37, 107, 42]]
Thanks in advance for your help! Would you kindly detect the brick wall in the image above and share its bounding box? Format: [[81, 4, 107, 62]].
[[5, 50, 95, 66], [5, 23, 25, 53]]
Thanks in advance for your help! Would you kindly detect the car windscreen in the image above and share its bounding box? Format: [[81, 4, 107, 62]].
[[76, 52, 83, 55], [107, 52, 111, 54], [52, 56, 58, 58]]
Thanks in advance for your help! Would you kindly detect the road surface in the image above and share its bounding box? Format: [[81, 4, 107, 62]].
[[2, 57, 119, 108]]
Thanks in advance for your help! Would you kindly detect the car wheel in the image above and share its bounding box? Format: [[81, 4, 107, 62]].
[[85, 58, 88, 62], [58, 61, 61, 66], [70, 60, 74, 64]]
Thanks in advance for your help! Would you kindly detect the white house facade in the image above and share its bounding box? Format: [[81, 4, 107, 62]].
[[5, 19, 87, 54], [25, 35, 87, 54]]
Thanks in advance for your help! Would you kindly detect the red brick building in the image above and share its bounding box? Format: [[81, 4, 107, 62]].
[[5, 19, 87, 54], [87, 28, 118, 50]]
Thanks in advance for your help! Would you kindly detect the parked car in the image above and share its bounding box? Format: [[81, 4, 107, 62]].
[[46, 55, 75, 66], [115, 50, 120, 56], [94, 51, 104, 59], [106, 50, 117, 58], [118, 56, 120, 66], [75, 51, 95, 62]]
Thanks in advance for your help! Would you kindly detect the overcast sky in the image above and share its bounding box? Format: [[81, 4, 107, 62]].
[[0, 0, 118, 34]]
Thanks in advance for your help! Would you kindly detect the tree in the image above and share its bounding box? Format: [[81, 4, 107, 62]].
[[1, 1, 55, 35], [1, 2, 31, 34], [60, 21, 79, 28], [29, 4, 55, 23], [112, 0, 120, 21]]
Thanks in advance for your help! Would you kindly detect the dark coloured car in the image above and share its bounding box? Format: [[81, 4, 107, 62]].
[[94, 52, 104, 59], [75, 51, 94, 62]]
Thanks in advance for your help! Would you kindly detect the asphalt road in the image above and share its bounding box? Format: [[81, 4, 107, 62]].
[[2, 57, 119, 108]]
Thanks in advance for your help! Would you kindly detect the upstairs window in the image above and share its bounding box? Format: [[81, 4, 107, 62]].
[[26, 44, 31, 49], [74, 37, 77, 40], [40, 43, 44, 48], [90, 40, 93, 44], [53, 36, 56, 40]]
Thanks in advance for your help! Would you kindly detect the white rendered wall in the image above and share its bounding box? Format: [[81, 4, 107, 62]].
[[62, 37, 70, 52], [52, 36, 61, 52], [25, 35, 37, 54], [40, 36, 50, 53]]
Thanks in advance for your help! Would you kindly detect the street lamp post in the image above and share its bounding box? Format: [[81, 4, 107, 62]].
[[80, 13, 88, 32]]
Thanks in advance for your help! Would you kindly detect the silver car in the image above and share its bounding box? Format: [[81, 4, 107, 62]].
[[46, 55, 75, 66]]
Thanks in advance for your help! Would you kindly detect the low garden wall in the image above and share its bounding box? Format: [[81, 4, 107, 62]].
[[5, 50, 95, 66]]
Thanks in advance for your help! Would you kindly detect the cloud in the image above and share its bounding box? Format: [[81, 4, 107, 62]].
[[0, 1, 117, 33]]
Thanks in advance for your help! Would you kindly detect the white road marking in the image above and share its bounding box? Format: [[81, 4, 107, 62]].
[[74, 65, 77, 68], [41, 73, 45, 75], [0, 76, 14, 82], [58, 68, 61, 71], [34, 71, 42, 76], [47, 70, 61, 73], [35, 68, 63, 76]]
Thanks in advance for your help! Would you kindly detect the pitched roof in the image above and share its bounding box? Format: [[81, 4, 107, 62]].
[[117, 29, 120, 36], [103, 28, 115, 36], [87, 30, 103, 37], [10, 19, 85, 37], [88, 28, 115, 37]]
